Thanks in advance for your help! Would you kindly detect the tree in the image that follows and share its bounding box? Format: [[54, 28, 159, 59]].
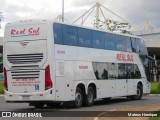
[[93, 18, 131, 34]]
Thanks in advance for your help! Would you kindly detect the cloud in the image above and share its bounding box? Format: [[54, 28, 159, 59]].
[[71, 0, 160, 27], [0, 0, 160, 33]]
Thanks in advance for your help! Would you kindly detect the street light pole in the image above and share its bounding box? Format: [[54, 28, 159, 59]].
[[62, 0, 64, 22]]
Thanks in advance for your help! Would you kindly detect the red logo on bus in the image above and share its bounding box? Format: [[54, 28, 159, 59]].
[[57, 50, 65, 54], [117, 54, 133, 62], [79, 66, 88, 69], [10, 27, 40, 37]]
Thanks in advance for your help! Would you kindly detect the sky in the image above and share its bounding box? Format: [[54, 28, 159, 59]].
[[0, 0, 160, 36]]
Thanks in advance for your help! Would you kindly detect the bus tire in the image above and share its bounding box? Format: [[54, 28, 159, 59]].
[[73, 87, 83, 108], [132, 85, 143, 100], [84, 87, 94, 106]]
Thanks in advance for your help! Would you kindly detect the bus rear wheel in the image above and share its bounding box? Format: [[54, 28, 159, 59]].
[[73, 87, 83, 108], [84, 87, 94, 106]]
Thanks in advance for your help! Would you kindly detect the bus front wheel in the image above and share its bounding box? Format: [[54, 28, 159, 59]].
[[131, 85, 143, 100]]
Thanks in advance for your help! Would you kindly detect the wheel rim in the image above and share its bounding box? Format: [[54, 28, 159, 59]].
[[88, 89, 93, 103], [75, 92, 82, 105]]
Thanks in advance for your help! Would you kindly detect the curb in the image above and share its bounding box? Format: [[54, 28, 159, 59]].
[[0, 95, 4, 97], [148, 94, 160, 97]]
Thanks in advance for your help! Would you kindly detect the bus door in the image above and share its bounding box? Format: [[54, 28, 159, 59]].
[[55, 60, 75, 101], [126, 64, 136, 95], [55, 60, 66, 100], [116, 63, 128, 96]]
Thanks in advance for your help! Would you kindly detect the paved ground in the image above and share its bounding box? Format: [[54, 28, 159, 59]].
[[0, 96, 159, 120]]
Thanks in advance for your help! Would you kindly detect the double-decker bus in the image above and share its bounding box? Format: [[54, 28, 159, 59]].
[[3, 20, 150, 108]]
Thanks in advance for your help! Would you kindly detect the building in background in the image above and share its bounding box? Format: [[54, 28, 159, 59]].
[[133, 22, 160, 82]]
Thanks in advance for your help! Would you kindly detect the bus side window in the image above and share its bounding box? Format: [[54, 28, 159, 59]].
[[134, 65, 142, 79], [92, 62, 108, 80], [108, 63, 118, 79], [138, 39, 148, 56], [131, 37, 137, 53], [126, 64, 135, 79], [135, 38, 140, 53], [118, 63, 126, 79], [78, 28, 92, 48], [126, 37, 132, 52], [63, 25, 78, 46], [53, 23, 63, 44], [104, 33, 117, 50], [116, 35, 126, 52], [92, 30, 104, 49]]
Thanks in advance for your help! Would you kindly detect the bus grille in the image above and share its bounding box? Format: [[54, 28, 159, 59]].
[[11, 65, 40, 79], [7, 53, 43, 64]]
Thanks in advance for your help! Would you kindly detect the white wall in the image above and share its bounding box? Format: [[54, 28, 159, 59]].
[[132, 29, 160, 48]]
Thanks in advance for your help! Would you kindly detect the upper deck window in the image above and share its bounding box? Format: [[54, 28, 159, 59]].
[[54, 23, 63, 44], [63, 25, 78, 46], [92, 30, 104, 49], [78, 28, 92, 48], [116, 35, 126, 51], [137, 38, 148, 56], [126, 37, 132, 52], [104, 33, 117, 50], [53, 23, 148, 56]]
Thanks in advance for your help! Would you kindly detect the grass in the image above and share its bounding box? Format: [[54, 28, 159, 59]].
[[149, 111, 160, 120], [150, 82, 160, 94], [0, 81, 4, 94]]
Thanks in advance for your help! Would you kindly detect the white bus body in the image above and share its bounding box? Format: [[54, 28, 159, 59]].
[[3, 20, 150, 108]]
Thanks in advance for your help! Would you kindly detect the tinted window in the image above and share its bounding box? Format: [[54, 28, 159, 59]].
[[92, 62, 108, 80], [131, 37, 137, 52], [63, 25, 78, 46], [108, 63, 118, 79], [104, 33, 117, 50], [126, 64, 136, 79], [137, 39, 148, 56], [135, 38, 140, 53], [78, 28, 92, 47], [93, 62, 141, 80], [53, 23, 63, 44], [116, 36, 126, 51], [134, 65, 141, 79], [118, 63, 126, 79], [92, 31, 104, 49], [126, 37, 132, 52]]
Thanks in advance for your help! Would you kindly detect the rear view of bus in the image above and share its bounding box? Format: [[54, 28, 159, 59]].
[[3, 20, 54, 107]]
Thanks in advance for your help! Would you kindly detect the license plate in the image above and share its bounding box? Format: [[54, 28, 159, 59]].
[[22, 95, 30, 100]]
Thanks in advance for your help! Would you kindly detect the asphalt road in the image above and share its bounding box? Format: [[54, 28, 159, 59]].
[[0, 96, 159, 119], [0, 96, 159, 111]]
